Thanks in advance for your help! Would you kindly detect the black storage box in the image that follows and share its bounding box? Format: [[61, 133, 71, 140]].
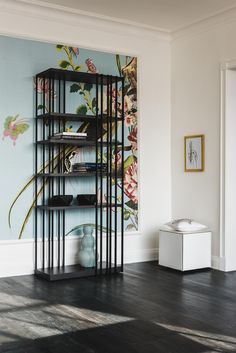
[[48, 195, 73, 207], [76, 194, 96, 206]]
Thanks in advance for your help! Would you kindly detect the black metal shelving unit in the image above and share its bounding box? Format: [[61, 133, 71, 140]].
[[34, 68, 124, 281]]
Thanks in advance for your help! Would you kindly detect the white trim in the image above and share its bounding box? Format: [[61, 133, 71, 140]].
[[0, 237, 158, 278], [172, 6, 236, 42], [220, 65, 226, 260], [125, 248, 158, 264], [0, 238, 227, 277], [13, 0, 236, 42], [19, 0, 171, 35], [0, 0, 171, 42], [220, 59, 236, 271], [211, 256, 226, 271], [2, 0, 236, 44]]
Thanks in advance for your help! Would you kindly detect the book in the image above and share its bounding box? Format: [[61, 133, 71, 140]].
[[55, 132, 87, 137], [53, 132, 87, 139]]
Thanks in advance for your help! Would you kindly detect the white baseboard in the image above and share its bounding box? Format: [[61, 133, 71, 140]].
[[0, 239, 159, 278], [125, 248, 159, 264], [0, 239, 228, 278], [211, 255, 226, 271], [0, 237, 81, 278]]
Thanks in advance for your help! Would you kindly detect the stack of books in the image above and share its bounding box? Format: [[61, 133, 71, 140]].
[[72, 163, 87, 173], [52, 132, 87, 140], [73, 163, 107, 173]]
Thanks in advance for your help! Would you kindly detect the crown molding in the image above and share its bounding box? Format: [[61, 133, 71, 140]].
[[172, 5, 236, 42], [1, 0, 236, 45], [0, 0, 171, 42]]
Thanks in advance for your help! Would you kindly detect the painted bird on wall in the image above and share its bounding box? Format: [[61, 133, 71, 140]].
[[85, 58, 99, 74], [2, 114, 29, 145]]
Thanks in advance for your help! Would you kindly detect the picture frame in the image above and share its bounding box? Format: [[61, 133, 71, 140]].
[[184, 135, 205, 172]]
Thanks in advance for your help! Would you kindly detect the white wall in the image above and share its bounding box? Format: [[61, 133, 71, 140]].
[[0, 0, 171, 277], [171, 19, 236, 270]]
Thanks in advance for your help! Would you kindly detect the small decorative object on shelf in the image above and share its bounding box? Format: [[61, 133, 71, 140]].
[[76, 194, 96, 206], [48, 195, 73, 207], [34, 68, 125, 281], [64, 151, 77, 173], [78, 225, 96, 268]]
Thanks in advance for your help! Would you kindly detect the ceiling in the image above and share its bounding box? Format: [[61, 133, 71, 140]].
[[37, 0, 236, 32]]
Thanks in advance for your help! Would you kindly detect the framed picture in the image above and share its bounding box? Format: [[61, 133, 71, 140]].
[[184, 135, 205, 172]]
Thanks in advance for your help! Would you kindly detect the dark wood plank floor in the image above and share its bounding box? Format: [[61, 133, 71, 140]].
[[0, 262, 235, 353]]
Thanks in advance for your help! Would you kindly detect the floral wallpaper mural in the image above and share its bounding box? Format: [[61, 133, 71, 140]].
[[3, 115, 29, 145], [0, 35, 138, 240]]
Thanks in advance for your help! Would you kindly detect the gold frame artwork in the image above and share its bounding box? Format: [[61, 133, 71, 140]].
[[184, 135, 205, 172]]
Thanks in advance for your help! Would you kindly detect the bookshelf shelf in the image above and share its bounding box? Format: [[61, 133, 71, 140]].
[[34, 68, 125, 281]]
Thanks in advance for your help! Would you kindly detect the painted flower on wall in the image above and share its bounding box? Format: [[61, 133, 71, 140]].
[[124, 95, 133, 114], [35, 78, 57, 112], [36, 78, 56, 97], [128, 127, 137, 152], [2, 114, 29, 146], [125, 112, 136, 127], [124, 161, 138, 205]]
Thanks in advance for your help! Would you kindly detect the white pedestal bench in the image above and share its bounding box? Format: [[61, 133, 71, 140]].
[[159, 229, 211, 271]]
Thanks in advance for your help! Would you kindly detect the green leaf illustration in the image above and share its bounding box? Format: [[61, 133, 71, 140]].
[[56, 45, 63, 51], [76, 104, 87, 115], [75, 65, 81, 71], [84, 83, 93, 92], [125, 200, 138, 210], [14, 123, 29, 136], [59, 60, 70, 69], [66, 223, 115, 236], [70, 83, 80, 93], [92, 97, 96, 108], [4, 116, 16, 129], [124, 208, 131, 220], [116, 54, 122, 76]]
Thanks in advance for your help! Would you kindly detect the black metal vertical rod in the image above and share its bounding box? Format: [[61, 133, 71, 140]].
[[48, 78, 52, 269], [62, 79, 66, 267], [100, 75, 104, 273], [114, 77, 118, 271], [48, 206, 51, 269], [121, 77, 125, 271], [106, 75, 110, 272], [35, 75, 38, 272], [95, 74, 99, 275], [42, 80, 46, 269], [58, 79, 61, 268], [43, 77, 46, 269], [51, 78, 54, 268], [58, 209, 60, 267], [109, 76, 113, 272]]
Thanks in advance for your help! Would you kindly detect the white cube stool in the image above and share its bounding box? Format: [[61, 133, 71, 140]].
[[159, 229, 211, 271]]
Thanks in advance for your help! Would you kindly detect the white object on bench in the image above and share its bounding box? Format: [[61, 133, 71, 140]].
[[159, 229, 211, 271], [165, 219, 207, 232]]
